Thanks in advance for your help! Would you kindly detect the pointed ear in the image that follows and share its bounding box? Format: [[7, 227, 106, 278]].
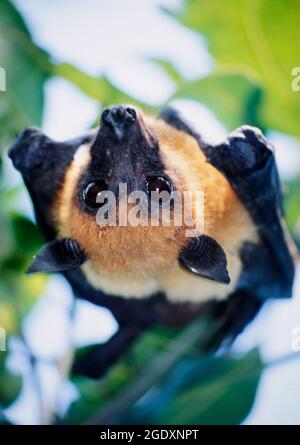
[[179, 235, 230, 284], [27, 238, 87, 274]]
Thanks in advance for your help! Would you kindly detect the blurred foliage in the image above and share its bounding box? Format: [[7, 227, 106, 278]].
[[54, 63, 148, 111], [0, 0, 49, 416], [0, 0, 51, 147], [174, 71, 264, 130], [0, 351, 22, 409], [0, 0, 299, 426], [66, 323, 263, 425], [285, 176, 300, 233], [0, 0, 48, 334], [67, 326, 174, 424], [121, 349, 263, 425], [173, 0, 300, 137]]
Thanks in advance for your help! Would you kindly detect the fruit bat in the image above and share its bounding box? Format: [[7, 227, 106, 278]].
[[8, 105, 296, 377]]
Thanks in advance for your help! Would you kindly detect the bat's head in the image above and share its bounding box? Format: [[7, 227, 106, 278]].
[[59, 105, 187, 277], [9, 105, 236, 296]]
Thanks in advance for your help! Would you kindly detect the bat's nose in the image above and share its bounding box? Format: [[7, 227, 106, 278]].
[[101, 105, 137, 141]]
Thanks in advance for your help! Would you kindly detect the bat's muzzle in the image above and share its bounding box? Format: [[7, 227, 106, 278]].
[[101, 105, 137, 141]]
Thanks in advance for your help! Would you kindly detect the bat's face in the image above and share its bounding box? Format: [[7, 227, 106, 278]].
[[9, 104, 258, 300], [56, 105, 190, 277]]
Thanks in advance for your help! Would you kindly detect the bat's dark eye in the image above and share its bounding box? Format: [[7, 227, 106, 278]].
[[145, 175, 173, 204], [83, 181, 108, 209]]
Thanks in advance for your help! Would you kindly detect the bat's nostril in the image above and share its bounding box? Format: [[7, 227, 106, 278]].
[[125, 107, 136, 121], [101, 109, 111, 125]]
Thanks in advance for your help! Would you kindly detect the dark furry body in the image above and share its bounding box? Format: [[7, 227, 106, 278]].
[[8, 108, 295, 378]]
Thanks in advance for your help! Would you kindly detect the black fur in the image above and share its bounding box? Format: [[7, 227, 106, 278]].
[[160, 108, 295, 301], [159, 107, 205, 146], [207, 127, 294, 300], [8, 127, 94, 240]]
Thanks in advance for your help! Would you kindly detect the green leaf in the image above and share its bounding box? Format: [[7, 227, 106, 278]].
[[70, 317, 235, 425], [284, 176, 300, 233], [0, 0, 51, 146], [174, 0, 300, 136], [10, 213, 43, 256], [65, 326, 176, 424], [54, 63, 150, 111], [151, 58, 183, 84], [0, 300, 18, 334], [173, 70, 264, 130], [123, 349, 263, 425], [0, 350, 22, 409]]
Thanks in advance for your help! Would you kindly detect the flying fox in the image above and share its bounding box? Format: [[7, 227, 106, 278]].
[[8, 104, 296, 377]]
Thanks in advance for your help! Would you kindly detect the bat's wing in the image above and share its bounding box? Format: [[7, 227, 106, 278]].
[[160, 108, 296, 302], [205, 125, 296, 301], [8, 127, 94, 240]]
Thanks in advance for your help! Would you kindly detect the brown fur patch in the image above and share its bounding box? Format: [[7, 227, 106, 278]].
[[52, 112, 258, 301]]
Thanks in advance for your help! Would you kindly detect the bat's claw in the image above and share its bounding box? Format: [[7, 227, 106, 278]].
[[207, 125, 275, 178], [8, 127, 50, 174], [225, 125, 274, 175]]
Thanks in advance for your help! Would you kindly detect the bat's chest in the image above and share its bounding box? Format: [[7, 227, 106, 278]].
[[81, 234, 256, 304]]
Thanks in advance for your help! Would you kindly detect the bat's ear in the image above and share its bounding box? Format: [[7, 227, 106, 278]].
[[27, 238, 87, 274], [179, 235, 230, 284]]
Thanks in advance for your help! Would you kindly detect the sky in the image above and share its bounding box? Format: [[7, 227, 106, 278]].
[[5, 0, 300, 425]]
